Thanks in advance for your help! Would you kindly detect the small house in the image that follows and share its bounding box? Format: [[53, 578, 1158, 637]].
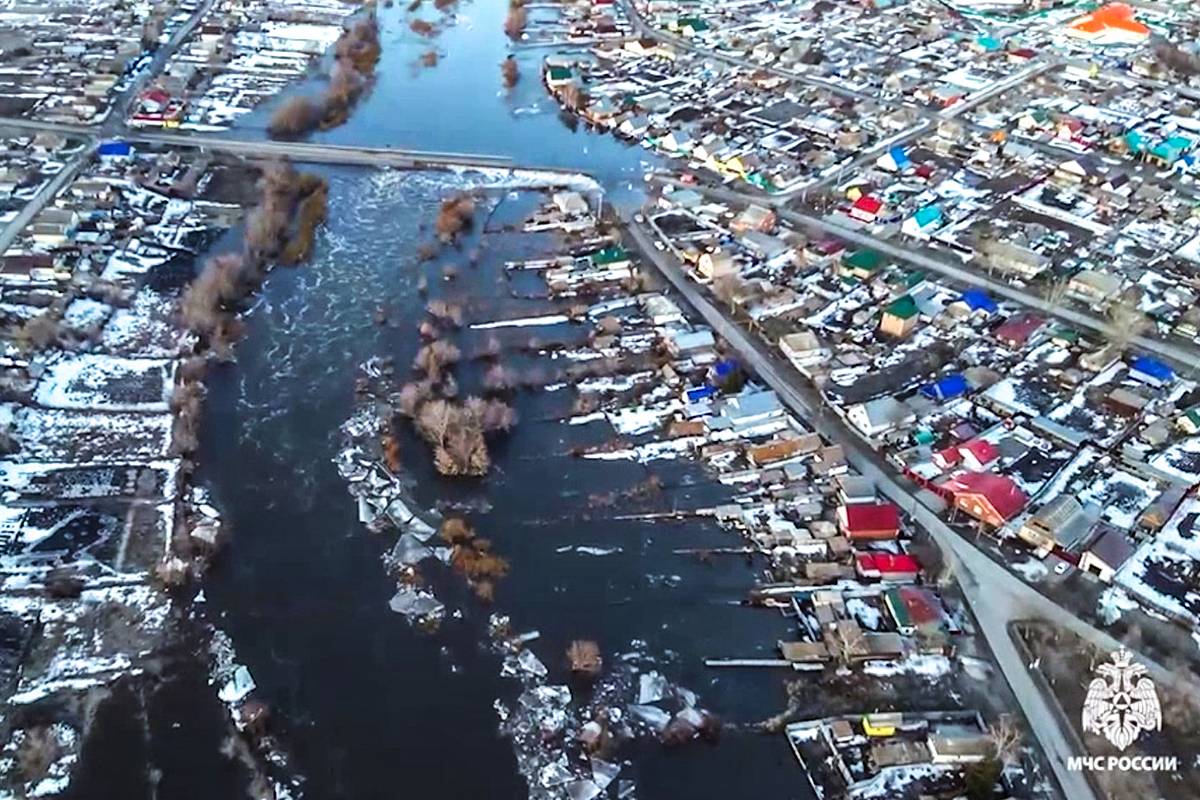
[[993, 314, 1043, 349], [1018, 495, 1099, 556], [1129, 355, 1174, 388], [879, 295, 919, 338], [837, 502, 901, 540], [847, 396, 916, 438], [849, 195, 883, 224], [1078, 525, 1135, 582], [920, 374, 968, 403], [958, 438, 999, 471], [856, 552, 920, 581]]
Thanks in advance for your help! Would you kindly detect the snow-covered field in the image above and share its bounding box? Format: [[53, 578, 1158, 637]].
[[9, 405, 173, 462], [1116, 495, 1200, 626], [33, 354, 175, 412]]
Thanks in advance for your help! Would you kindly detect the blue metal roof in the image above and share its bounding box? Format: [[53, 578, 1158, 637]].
[[959, 288, 997, 313], [97, 141, 132, 156], [1130, 355, 1174, 383]]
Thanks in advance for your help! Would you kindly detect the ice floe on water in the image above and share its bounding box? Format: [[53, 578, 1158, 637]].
[[491, 620, 720, 800]]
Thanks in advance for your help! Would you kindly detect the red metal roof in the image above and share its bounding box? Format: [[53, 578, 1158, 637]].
[[946, 472, 1027, 520], [841, 502, 900, 533], [959, 438, 999, 466], [993, 314, 1043, 347], [852, 195, 882, 214], [897, 585, 944, 625], [856, 552, 920, 575], [934, 445, 962, 467]]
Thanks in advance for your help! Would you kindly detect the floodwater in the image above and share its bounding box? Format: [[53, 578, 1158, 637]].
[[81, 2, 815, 799]]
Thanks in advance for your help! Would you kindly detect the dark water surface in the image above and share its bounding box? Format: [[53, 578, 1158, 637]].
[[140, 3, 812, 798]]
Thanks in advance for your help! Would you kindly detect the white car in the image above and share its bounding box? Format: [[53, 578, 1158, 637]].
[[1054, 561, 1070, 576]]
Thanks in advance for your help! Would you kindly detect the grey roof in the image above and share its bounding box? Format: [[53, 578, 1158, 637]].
[[1087, 525, 1135, 569]]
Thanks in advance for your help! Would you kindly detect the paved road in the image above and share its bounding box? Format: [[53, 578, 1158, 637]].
[[0, 115, 528, 171], [102, 0, 221, 136], [652, 175, 1200, 370], [628, 216, 1197, 800], [0, 149, 90, 255]]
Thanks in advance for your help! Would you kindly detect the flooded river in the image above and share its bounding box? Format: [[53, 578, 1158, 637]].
[[136, 2, 813, 798]]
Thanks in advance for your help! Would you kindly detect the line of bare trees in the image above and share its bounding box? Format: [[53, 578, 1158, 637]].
[[269, 15, 382, 137], [179, 162, 328, 358], [394, 198, 519, 476]]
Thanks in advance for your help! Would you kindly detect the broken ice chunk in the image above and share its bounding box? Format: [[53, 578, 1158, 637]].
[[391, 533, 434, 566], [637, 670, 666, 704], [516, 648, 548, 678], [538, 759, 572, 788], [591, 758, 620, 790], [532, 685, 571, 707], [627, 704, 670, 732], [388, 586, 445, 619], [218, 665, 256, 704], [567, 779, 602, 800]]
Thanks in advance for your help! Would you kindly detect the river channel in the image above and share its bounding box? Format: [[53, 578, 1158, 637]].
[[90, 2, 814, 798]]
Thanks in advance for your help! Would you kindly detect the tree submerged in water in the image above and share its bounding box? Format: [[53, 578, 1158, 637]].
[[566, 639, 602, 679], [269, 15, 381, 137]]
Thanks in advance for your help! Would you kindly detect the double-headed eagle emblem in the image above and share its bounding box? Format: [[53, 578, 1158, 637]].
[[1082, 648, 1161, 751]]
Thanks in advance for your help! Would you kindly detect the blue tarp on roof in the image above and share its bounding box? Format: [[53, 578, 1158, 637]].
[[685, 385, 717, 403], [97, 141, 133, 157], [920, 374, 969, 402], [712, 359, 738, 377], [959, 288, 997, 314], [1130, 355, 1174, 384], [889, 145, 911, 169]]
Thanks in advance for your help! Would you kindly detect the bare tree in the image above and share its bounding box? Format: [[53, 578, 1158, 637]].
[[712, 274, 745, 315], [1043, 276, 1070, 310], [566, 639, 603, 678], [1105, 293, 1150, 354], [831, 624, 866, 667], [986, 714, 1023, 765]]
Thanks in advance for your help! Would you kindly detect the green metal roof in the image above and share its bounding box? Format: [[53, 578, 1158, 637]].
[[591, 246, 628, 265], [844, 249, 883, 273], [885, 295, 919, 320]]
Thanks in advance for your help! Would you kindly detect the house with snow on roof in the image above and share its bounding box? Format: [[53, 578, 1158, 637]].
[[958, 439, 999, 472], [1018, 495, 1100, 557], [847, 396, 916, 439], [876, 145, 911, 173]]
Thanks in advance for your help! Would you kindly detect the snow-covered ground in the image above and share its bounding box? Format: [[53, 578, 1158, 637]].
[[1116, 495, 1200, 626], [33, 354, 175, 412]]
